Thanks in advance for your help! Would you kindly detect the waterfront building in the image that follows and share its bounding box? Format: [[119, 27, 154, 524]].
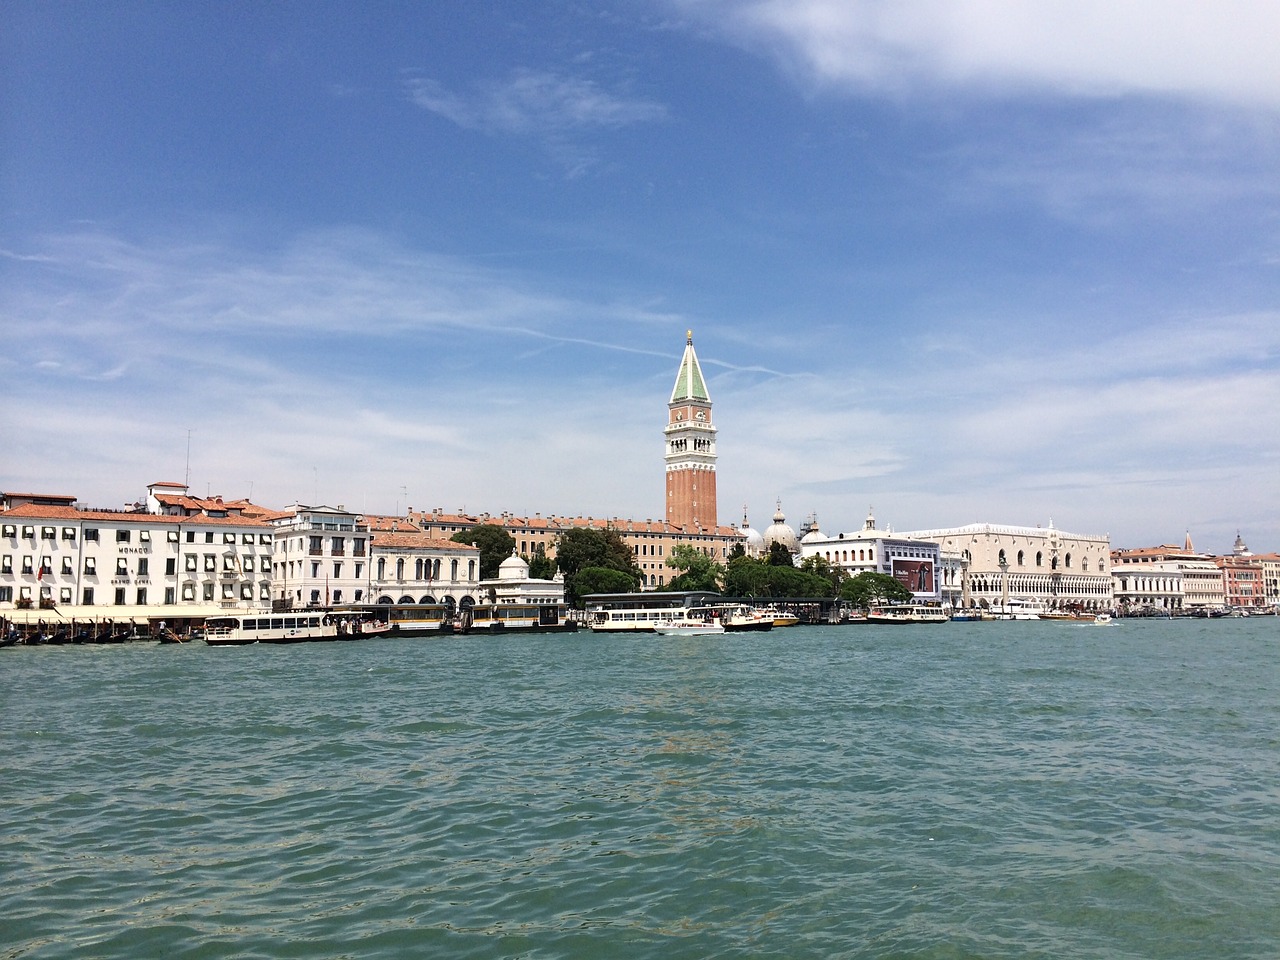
[[477, 550, 565, 608], [1258, 553, 1280, 609], [797, 509, 943, 603], [900, 521, 1113, 612], [1111, 561, 1185, 613], [367, 526, 480, 614], [1, 482, 274, 626], [1111, 539, 1226, 611], [1215, 533, 1265, 610]]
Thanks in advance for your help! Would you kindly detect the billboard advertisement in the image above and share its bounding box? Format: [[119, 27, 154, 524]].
[[891, 558, 935, 595]]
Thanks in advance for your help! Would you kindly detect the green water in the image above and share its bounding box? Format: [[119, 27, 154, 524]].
[[3, 619, 1278, 959]]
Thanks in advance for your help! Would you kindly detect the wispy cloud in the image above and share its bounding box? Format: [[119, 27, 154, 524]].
[[671, 0, 1280, 108], [403, 68, 666, 174]]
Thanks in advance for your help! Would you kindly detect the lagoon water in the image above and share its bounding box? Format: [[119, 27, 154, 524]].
[[2, 619, 1278, 959]]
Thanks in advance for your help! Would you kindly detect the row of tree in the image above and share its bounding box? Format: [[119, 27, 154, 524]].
[[451, 523, 914, 608]]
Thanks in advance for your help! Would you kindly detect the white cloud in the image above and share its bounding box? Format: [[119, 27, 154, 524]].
[[403, 68, 667, 175], [673, 0, 1280, 108]]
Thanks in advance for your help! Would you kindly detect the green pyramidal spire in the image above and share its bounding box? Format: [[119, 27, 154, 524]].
[[670, 330, 710, 403]]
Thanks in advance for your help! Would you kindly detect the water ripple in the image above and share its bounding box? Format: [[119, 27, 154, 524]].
[[2, 621, 1279, 959]]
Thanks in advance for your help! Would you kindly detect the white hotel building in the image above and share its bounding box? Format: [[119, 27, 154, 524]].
[[1, 483, 276, 627]]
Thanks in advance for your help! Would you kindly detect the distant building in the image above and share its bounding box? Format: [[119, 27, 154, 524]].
[[1111, 537, 1226, 611], [1215, 533, 1265, 609], [665, 330, 718, 530], [1, 481, 275, 624], [798, 508, 943, 603], [901, 521, 1113, 612]]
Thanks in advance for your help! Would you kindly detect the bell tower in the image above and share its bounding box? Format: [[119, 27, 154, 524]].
[[665, 330, 717, 529]]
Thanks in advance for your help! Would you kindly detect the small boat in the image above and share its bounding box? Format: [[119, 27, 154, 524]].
[[716, 605, 774, 632], [1092, 613, 1113, 624], [653, 618, 726, 637], [760, 606, 800, 627]]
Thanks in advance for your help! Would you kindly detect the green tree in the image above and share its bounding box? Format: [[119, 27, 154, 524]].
[[800, 554, 845, 592], [567, 566, 637, 606], [450, 524, 514, 580], [766, 541, 795, 566], [527, 553, 557, 580], [722, 555, 834, 598], [840, 571, 912, 608], [665, 544, 723, 593], [555, 527, 641, 606]]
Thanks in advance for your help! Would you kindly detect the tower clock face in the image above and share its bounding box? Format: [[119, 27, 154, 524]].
[[695, 411, 705, 421]]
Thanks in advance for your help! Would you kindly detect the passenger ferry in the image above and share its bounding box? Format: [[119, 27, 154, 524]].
[[459, 601, 576, 634], [584, 591, 723, 633], [989, 599, 1049, 620], [866, 603, 951, 624], [204, 611, 389, 645]]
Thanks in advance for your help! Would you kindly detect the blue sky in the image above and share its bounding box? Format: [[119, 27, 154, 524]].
[[3, 1, 1278, 554]]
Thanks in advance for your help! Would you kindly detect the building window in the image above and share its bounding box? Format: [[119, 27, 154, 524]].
[[223, 555, 236, 572], [311, 561, 320, 577], [450, 559, 458, 581], [0, 556, 9, 574], [332, 537, 345, 556], [186, 531, 196, 543], [243, 534, 254, 545], [377, 557, 386, 580], [116, 530, 131, 543], [223, 584, 235, 599], [22, 526, 35, 539], [182, 583, 195, 601], [1065, 553, 1072, 568], [39, 556, 52, 575], [396, 558, 405, 580], [203, 582, 214, 601], [165, 587, 176, 604], [260, 556, 271, 572], [333, 562, 342, 578], [116, 558, 128, 575], [84, 557, 96, 575], [468, 559, 476, 580], [241, 584, 253, 600], [62, 527, 76, 541], [138, 558, 149, 576], [260, 583, 270, 601], [166, 557, 176, 575], [185, 554, 196, 572], [355, 562, 363, 579], [115, 587, 126, 605], [61, 556, 73, 575], [332, 589, 342, 604], [82, 587, 94, 605], [60, 587, 73, 603], [205, 532, 214, 543], [224, 533, 236, 544], [260, 534, 272, 545], [353, 538, 366, 556], [205, 555, 217, 572], [42, 526, 56, 540], [168, 530, 179, 543], [310, 589, 321, 604], [140, 531, 150, 543], [1, 524, 14, 538], [1036, 552, 1043, 567], [21, 556, 33, 574]]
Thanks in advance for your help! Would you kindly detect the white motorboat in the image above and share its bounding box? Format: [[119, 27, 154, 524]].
[[653, 618, 726, 637]]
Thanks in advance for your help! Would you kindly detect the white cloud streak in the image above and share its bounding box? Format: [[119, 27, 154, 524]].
[[670, 0, 1280, 108], [2, 226, 1276, 553]]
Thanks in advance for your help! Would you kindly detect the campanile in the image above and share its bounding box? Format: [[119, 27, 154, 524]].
[[664, 330, 717, 529]]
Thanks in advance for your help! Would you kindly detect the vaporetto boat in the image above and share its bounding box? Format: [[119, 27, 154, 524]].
[[865, 603, 952, 624]]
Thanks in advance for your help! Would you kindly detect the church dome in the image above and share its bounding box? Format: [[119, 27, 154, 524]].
[[498, 550, 529, 581], [763, 501, 799, 554]]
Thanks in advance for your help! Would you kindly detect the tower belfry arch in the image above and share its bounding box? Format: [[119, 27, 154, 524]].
[[664, 330, 717, 529]]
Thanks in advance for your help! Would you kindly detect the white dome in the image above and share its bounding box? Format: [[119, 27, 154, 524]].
[[801, 528, 825, 544], [498, 550, 529, 580], [763, 501, 799, 554]]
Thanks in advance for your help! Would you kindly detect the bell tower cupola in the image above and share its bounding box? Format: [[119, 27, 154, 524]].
[[664, 330, 717, 530]]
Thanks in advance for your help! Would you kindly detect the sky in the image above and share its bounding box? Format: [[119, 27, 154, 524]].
[[2, 1, 1278, 554]]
